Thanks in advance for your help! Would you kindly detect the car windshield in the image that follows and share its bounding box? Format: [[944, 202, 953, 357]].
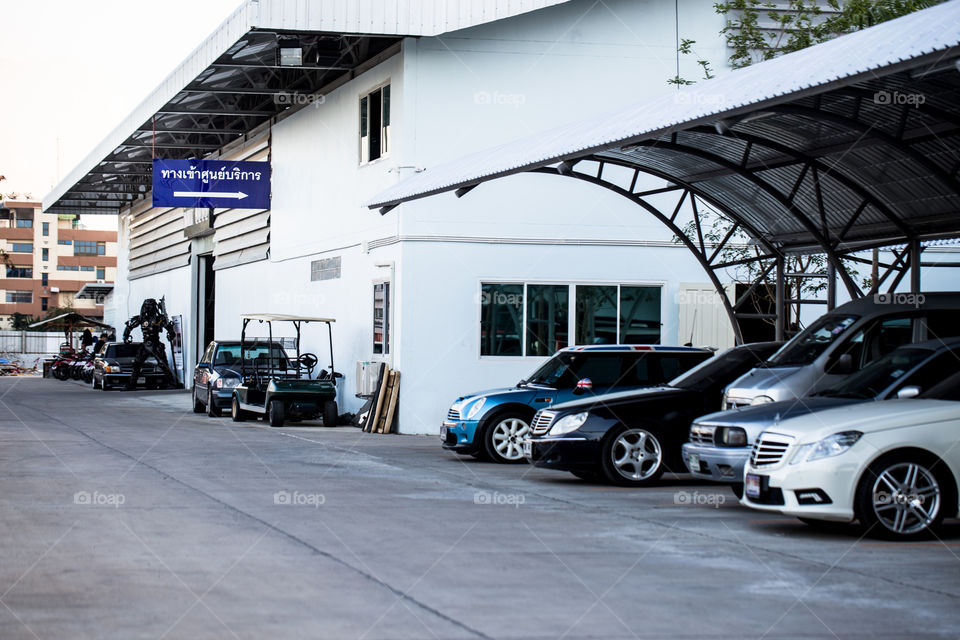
[[525, 353, 587, 388], [219, 343, 291, 369], [816, 347, 933, 399], [107, 344, 141, 358], [766, 315, 859, 367], [670, 344, 778, 391]]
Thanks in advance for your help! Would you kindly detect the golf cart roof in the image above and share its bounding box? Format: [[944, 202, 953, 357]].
[[241, 314, 336, 323]]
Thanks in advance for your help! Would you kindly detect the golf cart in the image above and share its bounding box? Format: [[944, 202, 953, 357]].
[[230, 314, 341, 427]]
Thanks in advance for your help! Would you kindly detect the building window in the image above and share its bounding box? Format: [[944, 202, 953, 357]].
[[96, 268, 105, 280], [359, 83, 390, 164], [41, 297, 48, 311], [15, 218, 33, 228], [6, 267, 33, 278], [526, 285, 569, 357], [480, 283, 662, 357], [41, 273, 48, 286], [74, 240, 105, 256], [480, 283, 524, 356], [42, 222, 49, 236], [57, 265, 80, 271], [10, 243, 32, 253], [310, 256, 341, 281], [373, 282, 390, 355], [5, 290, 32, 303], [42, 248, 49, 261], [80, 265, 94, 272], [58, 240, 72, 245]]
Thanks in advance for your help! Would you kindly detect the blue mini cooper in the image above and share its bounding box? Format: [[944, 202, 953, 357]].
[[441, 345, 712, 463]]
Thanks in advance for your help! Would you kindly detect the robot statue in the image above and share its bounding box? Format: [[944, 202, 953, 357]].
[[122, 297, 178, 390]]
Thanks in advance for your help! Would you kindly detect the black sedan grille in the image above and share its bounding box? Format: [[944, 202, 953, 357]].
[[531, 410, 556, 435]]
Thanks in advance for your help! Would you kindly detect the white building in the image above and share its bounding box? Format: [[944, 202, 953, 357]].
[[45, 0, 960, 433]]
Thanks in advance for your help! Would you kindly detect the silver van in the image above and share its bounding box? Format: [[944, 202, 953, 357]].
[[723, 292, 960, 408]]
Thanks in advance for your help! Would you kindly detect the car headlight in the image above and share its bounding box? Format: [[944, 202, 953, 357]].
[[215, 377, 239, 389], [790, 431, 862, 465], [465, 397, 487, 420], [549, 411, 589, 436], [718, 427, 748, 447], [751, 395, 774, 405]]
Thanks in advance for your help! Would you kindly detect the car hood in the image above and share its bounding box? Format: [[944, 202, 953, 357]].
[[696, 397, 861, 427], [547, 386, 684, 413], [453, 386, 538, 406], [725, 365, 802, 400], [759, 399, 960, 443]]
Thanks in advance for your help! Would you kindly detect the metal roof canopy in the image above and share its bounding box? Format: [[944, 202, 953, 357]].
[[43, 0, 571, 216], [75, 283, 114, 300], [366, 0, 960, 342]]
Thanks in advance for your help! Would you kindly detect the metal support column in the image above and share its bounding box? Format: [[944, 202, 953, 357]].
[[826, 261, 837, 310], [775, 255, 786, 342], [909, 238, 922, 293]]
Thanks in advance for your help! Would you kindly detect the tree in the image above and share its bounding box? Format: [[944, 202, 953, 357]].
[[9, 312, 37, 330]]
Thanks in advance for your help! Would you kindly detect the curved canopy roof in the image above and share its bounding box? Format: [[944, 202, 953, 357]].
[[367, 0, 960, 255]]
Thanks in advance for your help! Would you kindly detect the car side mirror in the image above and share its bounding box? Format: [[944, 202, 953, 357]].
[[896, 385, 921, 399], [827, 353, 852, 375], [573, 378, 593, 395]]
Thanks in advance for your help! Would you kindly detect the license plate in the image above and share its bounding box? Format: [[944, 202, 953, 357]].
[[522, 439, 532, 457], [137, 377, 146, 384], [439, 426, 448, 441], [745, 473, 762, 498], [687, 453, 699, 471]]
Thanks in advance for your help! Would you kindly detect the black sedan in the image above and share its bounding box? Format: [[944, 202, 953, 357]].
[[523, 341, 782, 486]]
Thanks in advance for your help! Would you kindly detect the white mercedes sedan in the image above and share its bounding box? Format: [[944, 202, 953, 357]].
[[740, 373, 960, 539]]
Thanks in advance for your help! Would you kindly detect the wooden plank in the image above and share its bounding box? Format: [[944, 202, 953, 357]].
[[375, 370, 398, 434], [380, 371, 401, 434], [365, 363, 388, 433]]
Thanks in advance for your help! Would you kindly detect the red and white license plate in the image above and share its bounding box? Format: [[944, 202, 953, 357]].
[[745, 473, 762, 498]]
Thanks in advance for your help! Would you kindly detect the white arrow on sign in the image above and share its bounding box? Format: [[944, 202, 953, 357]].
[[173, 191, 248, 200]]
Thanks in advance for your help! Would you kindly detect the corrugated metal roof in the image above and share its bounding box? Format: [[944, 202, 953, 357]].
[[366, 0, 960, 214], [43, 0, 571, 214]]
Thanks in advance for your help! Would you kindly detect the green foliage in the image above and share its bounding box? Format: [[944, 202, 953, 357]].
[[9, 312, 37, 330]]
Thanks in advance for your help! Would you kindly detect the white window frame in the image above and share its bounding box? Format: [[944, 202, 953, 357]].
[[477, 280, 665, 360]]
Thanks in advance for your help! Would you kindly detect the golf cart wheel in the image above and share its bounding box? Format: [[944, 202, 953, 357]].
[[323, 400, 338, 427], [231, 397, 246, 422], [268, 399, 286, 427], [192, 388, 205, 413], [600, 425, 665, 487], [482, 412, 532, 464], [207, 390, 222, 417]]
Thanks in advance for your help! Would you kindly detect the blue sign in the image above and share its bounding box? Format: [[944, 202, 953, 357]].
[[152, 159, 271, 209]]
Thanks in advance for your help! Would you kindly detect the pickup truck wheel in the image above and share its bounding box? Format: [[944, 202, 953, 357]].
[[323, 400, 338, 427], [601, 426, 664, 486], [483, 414, 531, 464], [856, 453, 948, 540], [268, 399, 286, 427], [231, 397, 246, 422], [192, 388, 205, 413], [207, 390, 222, 417]]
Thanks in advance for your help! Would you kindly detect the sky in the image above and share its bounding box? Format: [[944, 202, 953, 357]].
[[0, 0, 244, 200]]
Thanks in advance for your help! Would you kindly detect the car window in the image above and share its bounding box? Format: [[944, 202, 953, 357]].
[[820, 346, 934, 399], [671, 344, 779, 391], [526, 354, 576, 387], [896, 350, 960, 396], [576, 355, 623, 387], [919, 371, 960, 401], [925, 311, 960, 342], [767, 315, 858, 366], [202, 343, 215, 364], [834, 315, 915, 371], [108, 344, 141, 358]]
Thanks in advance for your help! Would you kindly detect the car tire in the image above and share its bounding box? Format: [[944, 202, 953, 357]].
[[323, 400, 338, 427], [207, 390, 222, 417], [855, 451, 951, 540], [600, 425, 665, 487], [193, 387, 205, 413], [101, 378, 110, 391], [231, 397, 246, 422], [268, 399, 286, 427], [730, 483, 744, 499], [482, 413, 532, 464]]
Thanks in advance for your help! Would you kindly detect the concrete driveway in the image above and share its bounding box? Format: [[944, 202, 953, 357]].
[[0, 377, 958, 639]]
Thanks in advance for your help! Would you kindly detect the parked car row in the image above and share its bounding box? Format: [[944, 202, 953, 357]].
[[441, 293, 960, 540]]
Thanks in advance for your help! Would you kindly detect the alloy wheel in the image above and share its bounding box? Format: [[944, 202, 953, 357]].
[[490, 418, 530, 462], [610, 429, 662, 481], [871, 462, 941, 535]]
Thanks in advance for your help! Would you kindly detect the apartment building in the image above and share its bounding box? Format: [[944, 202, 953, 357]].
[[0, 200, 117, 325]]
